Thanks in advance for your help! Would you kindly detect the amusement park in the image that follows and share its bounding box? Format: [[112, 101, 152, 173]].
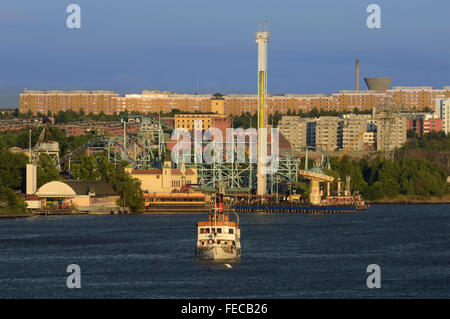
[[16, 21, 367, 214]]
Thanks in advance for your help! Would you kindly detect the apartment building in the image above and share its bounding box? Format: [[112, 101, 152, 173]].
[[278, 116, 308, 148], [342, 117, 367, 151], [363, 132, 376, 150], [376, 114, 407, 151], [20, 86, 450, 116], [390, 87, 450, 110], [315, 117, 343, 152], [407, 113, 443, 137], [174, 113, 231, 133], [19, 90, 119, 115], [435, 98, 450, 135]]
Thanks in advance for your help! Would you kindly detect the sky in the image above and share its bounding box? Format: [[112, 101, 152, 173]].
[[0, 0, 449, 108]]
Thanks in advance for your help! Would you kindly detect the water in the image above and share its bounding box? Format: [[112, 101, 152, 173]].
[[0, 204, 449, 298]]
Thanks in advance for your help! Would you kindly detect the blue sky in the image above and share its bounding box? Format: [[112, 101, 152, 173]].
[[0, 0, 449, 107]]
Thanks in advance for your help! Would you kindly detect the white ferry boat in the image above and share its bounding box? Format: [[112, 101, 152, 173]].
[[196, 193, 241, 260]]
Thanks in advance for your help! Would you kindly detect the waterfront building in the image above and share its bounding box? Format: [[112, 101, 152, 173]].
[[35, 180, 119, 211], [127, 161, 198, 193]]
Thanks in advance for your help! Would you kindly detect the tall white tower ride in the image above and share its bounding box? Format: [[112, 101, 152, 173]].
[[256, 21, 270, 196]]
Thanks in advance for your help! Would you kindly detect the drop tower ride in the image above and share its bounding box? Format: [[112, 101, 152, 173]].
[[256, 21, 270, 196]]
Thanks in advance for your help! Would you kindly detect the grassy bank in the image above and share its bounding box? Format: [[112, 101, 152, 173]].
[[368, 194, 450, 204], [0, 208, 32, 218]]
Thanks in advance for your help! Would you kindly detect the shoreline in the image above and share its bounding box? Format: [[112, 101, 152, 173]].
[[1, 199, 450, 218], [367, 195, 450, 205], [368, 201, 450, 205]]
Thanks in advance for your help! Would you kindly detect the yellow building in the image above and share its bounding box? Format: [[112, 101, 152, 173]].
[[211, 92, 225, 114], [20, 90, 119, 115], [174, 113, 228, 131], [127, 162, 198, 193]]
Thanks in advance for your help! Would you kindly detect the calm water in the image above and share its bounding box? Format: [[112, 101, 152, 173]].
[[0, 204, 449, 298]]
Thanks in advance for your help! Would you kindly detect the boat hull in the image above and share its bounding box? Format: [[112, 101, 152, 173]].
[[196, 244, 241, 260]]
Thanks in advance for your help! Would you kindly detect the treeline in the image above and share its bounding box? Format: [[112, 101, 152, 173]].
[[403, 131, 450, 151], [3, 106, 371, 127], [0, 126, 94, 158], [325, 156, 448, 200]]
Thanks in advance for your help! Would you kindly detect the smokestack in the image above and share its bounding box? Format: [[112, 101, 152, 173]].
[[355, 59, 360, 91]]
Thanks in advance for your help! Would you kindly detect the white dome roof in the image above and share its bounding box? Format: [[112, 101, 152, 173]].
[[36, 181, 77, 197]]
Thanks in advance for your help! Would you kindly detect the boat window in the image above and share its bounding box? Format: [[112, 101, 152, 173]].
[[211, 228, 215, 233], [217, 228, 222, 233], [229, 228, 234, 234]]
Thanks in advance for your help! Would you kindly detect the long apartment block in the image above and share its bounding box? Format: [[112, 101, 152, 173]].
[[19, 87, 450, 116]]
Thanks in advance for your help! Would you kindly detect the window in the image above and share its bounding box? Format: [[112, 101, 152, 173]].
[[228, 228, 233, 234]]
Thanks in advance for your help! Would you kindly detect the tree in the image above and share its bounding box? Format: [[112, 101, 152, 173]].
[[37, 153, 60, 187], [307, 107, 320, 118], [71, 154, 144, 211], [71, 155, 100, 180], [0, 150, 29, 190], [0, 186, 27, 214], [109, 164, 144, 211]]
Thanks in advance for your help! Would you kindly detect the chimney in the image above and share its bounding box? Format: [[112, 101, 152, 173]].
[[355, 59, 360, 91]]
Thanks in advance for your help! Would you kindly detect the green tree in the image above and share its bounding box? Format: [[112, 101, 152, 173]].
[[37, 153, 60, 187], [71, 155, 100, 180], [0, 151, 29, 190], [0, 186, 28, 214]]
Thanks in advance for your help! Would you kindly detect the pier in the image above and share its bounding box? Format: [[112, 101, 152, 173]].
[[231, 204, 357, 214]]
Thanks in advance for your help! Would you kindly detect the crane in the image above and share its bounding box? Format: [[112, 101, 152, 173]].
[[338, 131, 364, 161]]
